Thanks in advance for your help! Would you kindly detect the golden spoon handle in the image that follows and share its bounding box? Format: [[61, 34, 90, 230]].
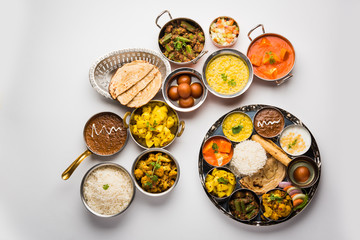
[[61, 149, 92, 180]]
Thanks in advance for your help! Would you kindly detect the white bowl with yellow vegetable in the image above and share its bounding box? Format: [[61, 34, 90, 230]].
[[205, 167, 236, 201], [123, 100, 185, 149]]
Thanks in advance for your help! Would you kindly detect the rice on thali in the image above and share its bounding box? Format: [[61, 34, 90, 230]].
[[229, 140, 267, 177]]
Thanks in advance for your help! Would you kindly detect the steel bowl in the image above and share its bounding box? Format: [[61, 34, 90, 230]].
[[123, 100, 185, 149], [247, 24, 296, 85], [89, 48, 171, 99], [162, 67, 208, 112], [201, 135, 234, 168], [279, 124, 312, 156], [204, 166, 236, 202], [286, 156, 320, 188], [209, 16, 239, 48], [155, 10, 208, 65], [132, 148, 180, 197], [221, 111, 253, 143], [61, 112, 128, 180], [80, 162, 135, 217], [253, 107, 285, 139], [202, 49, 253, 98], [228, 188, 261, 222], [260, 188, 293, 223]]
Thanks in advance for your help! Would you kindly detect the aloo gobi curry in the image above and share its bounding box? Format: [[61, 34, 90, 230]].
[[134, 152, 178, 193]]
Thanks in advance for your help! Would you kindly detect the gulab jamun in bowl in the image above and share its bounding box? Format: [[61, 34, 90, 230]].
[[162, 67, 208, 112]]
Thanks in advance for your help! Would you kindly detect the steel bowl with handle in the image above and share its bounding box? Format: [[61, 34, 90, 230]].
[[123, 100, 185, 149], [155, 10, 208, 65], [247, 24, 296, 85]]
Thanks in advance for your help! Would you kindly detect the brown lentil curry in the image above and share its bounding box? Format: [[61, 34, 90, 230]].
[[254, 108, 284, 138], [84, 112, 127, 155]]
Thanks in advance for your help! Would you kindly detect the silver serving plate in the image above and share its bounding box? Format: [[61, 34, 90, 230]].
[[198, 104, 321, 226], [89, 48, 171, 99]]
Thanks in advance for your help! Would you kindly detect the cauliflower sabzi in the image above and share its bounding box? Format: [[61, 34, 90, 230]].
[[262, 190, 293, 220], [131, 103, 177, 148], [134, 152, 178, 193]]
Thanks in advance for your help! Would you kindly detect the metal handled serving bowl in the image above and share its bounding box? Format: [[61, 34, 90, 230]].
[[247, 24, 296, 85], [123, 100, 185, 149], [155, 10, 208, 65]]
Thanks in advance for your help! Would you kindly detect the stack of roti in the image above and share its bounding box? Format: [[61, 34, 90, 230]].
[[109, 60, 162, 108]]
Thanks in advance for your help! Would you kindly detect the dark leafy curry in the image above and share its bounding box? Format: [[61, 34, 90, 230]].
[[159, 20, 205, 62]]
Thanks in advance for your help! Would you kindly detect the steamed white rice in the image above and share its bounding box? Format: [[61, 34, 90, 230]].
[[229, 140, 267, 176], [83, 165, 133, 215]]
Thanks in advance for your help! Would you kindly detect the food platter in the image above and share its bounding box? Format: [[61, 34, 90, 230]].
[[61, 9, 321, 224], [198, 104, 321, 226]]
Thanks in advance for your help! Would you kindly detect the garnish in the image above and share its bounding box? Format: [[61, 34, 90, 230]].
[[266, 51, 276, 64], [221, 74, 237, 87], [221, 73, 228, 82], [288, 138, 298, 149], [174, 37, 187, 51], [103, 184, 109, 190], [145, 157, 161, 187], [147, 121, 157, 131], [217, 177, 229, 184], [232, 124, 243, 134], [269, 194, 283, 202], [228, 79, 236, 87], [269, 56, 275, 64], [212, 142, 219, 153]]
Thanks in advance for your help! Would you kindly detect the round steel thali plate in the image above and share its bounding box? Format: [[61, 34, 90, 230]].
[[198, 104, 321, 226]]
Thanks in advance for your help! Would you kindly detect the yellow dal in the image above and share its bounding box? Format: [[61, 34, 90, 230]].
[[222, 112, 253, 142], [206, 55, 249, 95]]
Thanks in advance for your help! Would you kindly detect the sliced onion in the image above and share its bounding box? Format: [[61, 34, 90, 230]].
[[279, 181, 292, 188], [289, 189, 302, 196], [286, 186, 298, 194], [292, 193, 306, 201]]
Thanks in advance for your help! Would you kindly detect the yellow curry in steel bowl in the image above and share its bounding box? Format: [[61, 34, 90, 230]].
[[222, 112, 253, 142], [202, 49, 253, 98]]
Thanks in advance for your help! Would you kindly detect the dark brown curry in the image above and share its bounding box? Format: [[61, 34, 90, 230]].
[[159, 20, 205, 62], [84, 112, 127, 156]]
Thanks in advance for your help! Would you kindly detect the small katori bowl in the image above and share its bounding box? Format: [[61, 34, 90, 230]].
[[204, 166, 236, 202]]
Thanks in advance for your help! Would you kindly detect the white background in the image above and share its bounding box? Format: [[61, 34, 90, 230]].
[[1, 0, 359, 239]]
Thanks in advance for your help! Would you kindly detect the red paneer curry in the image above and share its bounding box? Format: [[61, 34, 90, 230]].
[[202, 137, 233, 167], [247, 36, 294, 80]]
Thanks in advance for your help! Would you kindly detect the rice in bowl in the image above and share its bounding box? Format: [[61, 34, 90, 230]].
[[229, 140, 267, 177], [82, 164, 134, 216]]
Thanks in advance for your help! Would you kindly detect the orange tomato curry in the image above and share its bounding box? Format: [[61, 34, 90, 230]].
[[202, 137, 233, 167], [247, 36, 294, 80]]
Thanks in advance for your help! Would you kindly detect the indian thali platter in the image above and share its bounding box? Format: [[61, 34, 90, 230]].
[[198, 104, 321, 226], [62, 9, 320, 224]]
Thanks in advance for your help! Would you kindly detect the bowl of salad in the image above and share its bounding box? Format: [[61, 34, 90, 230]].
[[209, 16, 239, 48]]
